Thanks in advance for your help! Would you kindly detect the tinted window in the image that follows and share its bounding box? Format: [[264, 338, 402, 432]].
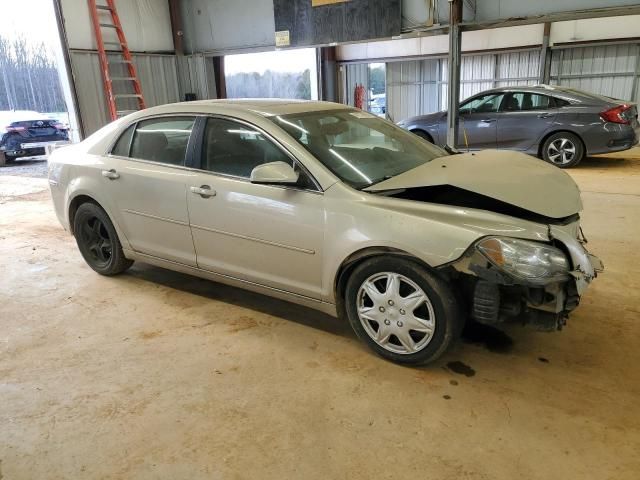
[[460, 93, 505, 114], [112, 124, 135, 156], [504, 93, 554, 111], [129, 117, 195, 165], [202, 118, 316, 191], [554, 97, 571, 108]]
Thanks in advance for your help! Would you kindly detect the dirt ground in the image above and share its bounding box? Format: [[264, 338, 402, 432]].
[[1, 152, 639, 479]]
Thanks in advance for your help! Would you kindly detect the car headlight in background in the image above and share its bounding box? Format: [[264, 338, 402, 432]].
[[476, 237, 570, 283]]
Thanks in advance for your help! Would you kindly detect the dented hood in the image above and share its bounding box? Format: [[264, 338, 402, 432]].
[[364, 149, 582, 219]]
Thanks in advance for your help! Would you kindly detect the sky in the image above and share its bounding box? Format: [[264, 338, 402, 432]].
[[0, 0, 60, 46], [225, 48, 317, 76]]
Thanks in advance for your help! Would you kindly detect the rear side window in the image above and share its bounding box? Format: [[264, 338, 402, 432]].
[[553, 97, 571, 108], [111, 124, 135, 156], [129, 116, 195, 166], [504, 93, 554, 111]]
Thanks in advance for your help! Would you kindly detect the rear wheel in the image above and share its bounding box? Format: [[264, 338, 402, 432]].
[[344, 257, 462, 365], [542, 132, 584, 168], [73, 202, 133, 275]]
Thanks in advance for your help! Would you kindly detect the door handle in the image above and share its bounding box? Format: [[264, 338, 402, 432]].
[[101, 169, 120, 180], [480, 118, 496, 123], [190, 185, 216, 198]]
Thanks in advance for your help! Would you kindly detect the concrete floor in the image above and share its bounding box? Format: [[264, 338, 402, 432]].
[[1, 152, 639, 479]]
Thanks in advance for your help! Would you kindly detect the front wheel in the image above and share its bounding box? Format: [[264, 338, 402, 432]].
[[344, 257, 462, 365], [73, 202, 133, 276], [411, 129, 434, 143], [541, 132, 584, 168]]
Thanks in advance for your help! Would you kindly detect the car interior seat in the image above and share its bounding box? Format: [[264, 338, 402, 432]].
[[506, 96, 520, 111], [133, 131, 170, 163]]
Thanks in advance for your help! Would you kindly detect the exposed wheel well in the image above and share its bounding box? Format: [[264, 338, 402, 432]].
[[68, 195, 100, 234], [334, 247, 434, 319], [410, 129, 434, 143], [537, 130, 586, 159]]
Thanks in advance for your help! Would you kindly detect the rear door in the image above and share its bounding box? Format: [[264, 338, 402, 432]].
[[497, 92, 558, 150], [456, 92, 505, 150], [102, 115, 198, 266]]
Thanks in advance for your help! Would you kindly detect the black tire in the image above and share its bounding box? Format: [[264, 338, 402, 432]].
[[73, 202, 133, 276], [411, 129, 434, 143], [541, 132, 584, 168], [344, 257, 462, 366]]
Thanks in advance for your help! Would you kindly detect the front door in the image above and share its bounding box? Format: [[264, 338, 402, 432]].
[[103, 116, 198, 266], [497, 92, 558, 150], [187, 117, 324, 299], [456, 92, 505, 150]]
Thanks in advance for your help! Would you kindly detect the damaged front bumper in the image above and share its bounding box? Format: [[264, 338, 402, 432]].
[[445, 221, 603, 331]]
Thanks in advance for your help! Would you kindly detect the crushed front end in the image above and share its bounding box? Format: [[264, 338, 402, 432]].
[[443, 220, 603, 331]]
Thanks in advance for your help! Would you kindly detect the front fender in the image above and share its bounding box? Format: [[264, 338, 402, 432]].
[[320, 185, 550, 303]]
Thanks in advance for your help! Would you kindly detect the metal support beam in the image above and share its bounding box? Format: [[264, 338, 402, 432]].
[[539, 22, 551, 84], [630, 43, 640, 103], [446, 0, 462, 148]]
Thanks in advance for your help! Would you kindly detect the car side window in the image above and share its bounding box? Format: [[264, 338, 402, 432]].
[[459, 93, 505, 114], [129, 116, 195, 166], [111, 124, 135, 156], [202, 117, 317, 190], [504, 93, 554, 111]]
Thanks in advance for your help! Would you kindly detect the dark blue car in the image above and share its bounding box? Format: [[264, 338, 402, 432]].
[[1, 117, 69, 161]]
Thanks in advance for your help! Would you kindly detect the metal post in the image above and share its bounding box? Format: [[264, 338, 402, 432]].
[[446, 0, 462, 148], [539, 22, 551, 84]]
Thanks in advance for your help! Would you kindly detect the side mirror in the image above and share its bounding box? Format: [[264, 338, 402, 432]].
[[250, 161, 299, 185]]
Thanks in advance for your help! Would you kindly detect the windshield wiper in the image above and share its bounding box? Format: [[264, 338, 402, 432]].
[[444, 144, 461, 155], [359, 174, 394, 190]]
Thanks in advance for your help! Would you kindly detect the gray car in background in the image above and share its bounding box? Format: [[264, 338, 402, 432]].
[[398, 85, 639, 168]]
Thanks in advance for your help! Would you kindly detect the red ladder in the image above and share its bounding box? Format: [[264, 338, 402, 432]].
[[88, 0, 146, 121]]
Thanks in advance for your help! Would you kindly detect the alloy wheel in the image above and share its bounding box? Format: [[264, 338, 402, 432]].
[[80, 216, 113, 266], [547, 138, 576, 165], [356, 272, 436, 355]]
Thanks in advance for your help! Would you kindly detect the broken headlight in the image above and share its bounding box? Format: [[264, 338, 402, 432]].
[[476, 237, 570, 283]]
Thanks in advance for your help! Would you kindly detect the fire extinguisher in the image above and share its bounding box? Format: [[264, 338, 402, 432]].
[[354, 83, 366, 110]]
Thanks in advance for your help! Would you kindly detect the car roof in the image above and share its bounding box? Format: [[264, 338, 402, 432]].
[[472, 84, 613, 101], [137, 99, 352, 118]]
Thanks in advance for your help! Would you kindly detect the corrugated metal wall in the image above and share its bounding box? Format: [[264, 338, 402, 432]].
[[550, 43, 640, 103], [61, 0, 174, 52], [386, 48, 541, 121], [185, 55, 217, 101], [69, 51, 181, 136], [345, 63, 370, 107]]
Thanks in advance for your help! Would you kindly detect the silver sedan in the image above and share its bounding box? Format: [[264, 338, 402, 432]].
[[398, 85, 639, 168], [49, 100, 603, 365]]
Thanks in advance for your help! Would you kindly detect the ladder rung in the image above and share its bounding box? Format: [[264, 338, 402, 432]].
[[111, 77, 136, 81], [96, 5, 111, 10], [103, 41, 123, 46], [100, 23, 118, 28], [117, 110, 140, 116], [109, 59, 133, 64], [114, 94, 143, 98]]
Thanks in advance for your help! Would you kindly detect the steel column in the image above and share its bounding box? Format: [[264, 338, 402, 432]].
[[446, 0, 463, 148], [539, 22, 551, 84]]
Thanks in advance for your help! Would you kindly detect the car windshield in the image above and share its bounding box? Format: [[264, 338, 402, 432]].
[[271, 109, 448, 189]]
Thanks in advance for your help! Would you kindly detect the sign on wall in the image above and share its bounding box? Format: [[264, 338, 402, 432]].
[[312, 0, 350, 6]]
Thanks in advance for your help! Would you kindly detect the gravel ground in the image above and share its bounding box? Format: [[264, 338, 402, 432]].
[[0, 158, 49, 178]]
